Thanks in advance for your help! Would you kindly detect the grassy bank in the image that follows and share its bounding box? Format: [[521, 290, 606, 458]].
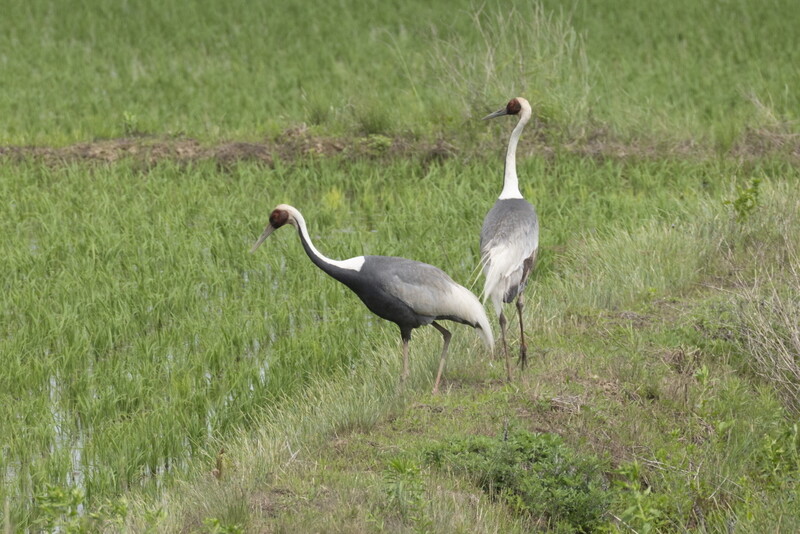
[[109, 174, 799, 533]]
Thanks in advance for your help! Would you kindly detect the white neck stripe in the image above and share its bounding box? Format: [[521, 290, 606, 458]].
[[499, 100, 531, 200], [292, 209, 365, 272]]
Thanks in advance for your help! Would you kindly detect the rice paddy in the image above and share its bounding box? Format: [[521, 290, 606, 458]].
[[2, 0, 799, 530]]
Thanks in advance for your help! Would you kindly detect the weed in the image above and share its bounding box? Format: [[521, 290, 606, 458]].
[[757, 422, 800, 488], [202, 517, 245, 534], [724, 177, 761, 222], [612, 462, 668, 534], [381, 457, 432, 532], [121, 111, 141, 137], [363, 134, 393, 155], [32, 484, 128, 532], [33, 484, 84, 532], [425, 427, 610, 531]]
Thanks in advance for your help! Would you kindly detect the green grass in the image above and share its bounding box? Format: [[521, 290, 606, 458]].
[[1, 0, 798, 145], [102, 176, 799, 533], [3, 0, 800, 530], [424, 428, 610, 531], [3, 153, 798, 530], [539, 0, 800, 146]]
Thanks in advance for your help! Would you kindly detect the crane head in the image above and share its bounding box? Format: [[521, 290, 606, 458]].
[[250, 205, 293, 253], [482, 98, 524, 120]]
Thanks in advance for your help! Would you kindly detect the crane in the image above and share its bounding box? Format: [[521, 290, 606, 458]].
[[251, 204, 494, 394], [479, 97, 539, 381]]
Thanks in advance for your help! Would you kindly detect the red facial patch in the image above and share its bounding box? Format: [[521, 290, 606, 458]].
[[506, 98, 522, 115], [269, 209, 289, 228]]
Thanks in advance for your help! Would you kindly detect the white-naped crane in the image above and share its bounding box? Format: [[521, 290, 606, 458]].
[[480, 97, 539, 381], [251, 204, 494, 394]]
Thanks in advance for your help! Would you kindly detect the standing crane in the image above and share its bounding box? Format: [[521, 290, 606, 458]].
[[251, 204, 494, 394], [479, 97, 539, 381]]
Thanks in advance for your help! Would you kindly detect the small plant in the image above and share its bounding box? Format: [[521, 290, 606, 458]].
[[363, 134, 393, 155], [88, 497, 129, 528], [34, 484, 85, 532], [381, 456, 432, 532], [724, 177, 761, 222], [121, 110, 140, 136], [693, 364, 711, 388], [202, 516, 245, 534], [613, 462, 667, 534], [425, 427, 610, 531], [757, 422, 800, 488], [32, 484, 128, 532]]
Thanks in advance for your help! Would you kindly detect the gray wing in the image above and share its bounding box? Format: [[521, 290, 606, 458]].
[[368, 257, 461, 318]]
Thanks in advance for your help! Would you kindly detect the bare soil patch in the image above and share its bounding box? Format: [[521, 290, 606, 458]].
[[0, 126, 455, 167], [2, 124, 798, 166]]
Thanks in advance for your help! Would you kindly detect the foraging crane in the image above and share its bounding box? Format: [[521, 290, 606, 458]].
[[251, 204, 493, 394], [480, 97, 539, 381]]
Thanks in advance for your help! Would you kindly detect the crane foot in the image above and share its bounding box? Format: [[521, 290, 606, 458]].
[[518, 344, 528, 370]]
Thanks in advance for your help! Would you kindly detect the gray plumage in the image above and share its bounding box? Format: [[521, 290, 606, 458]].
[[353, 257, 487, 333], [251, 204, 493, 394], [480, 97, 539, 379], [480, 198, 539, 303]]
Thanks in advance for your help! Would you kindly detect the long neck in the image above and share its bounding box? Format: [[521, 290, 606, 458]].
[[292, 212, 363, 281], [499, 110, 531, 200]]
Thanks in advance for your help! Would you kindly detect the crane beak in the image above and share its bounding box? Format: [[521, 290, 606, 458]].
[[250, 224, 275, 253], [482, 108, 508, 120]]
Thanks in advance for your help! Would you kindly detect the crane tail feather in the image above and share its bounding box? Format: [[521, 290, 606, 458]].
[[480, 246, 525, 317], [446, 283, 494, 350], [475, 318, 494, 349]]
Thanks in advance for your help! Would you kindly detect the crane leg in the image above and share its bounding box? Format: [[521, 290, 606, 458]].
[[516, 293, 527, 369], [499, 311, 511, 382], [431, 321, 452, 394], [400, 335, 411, 382]]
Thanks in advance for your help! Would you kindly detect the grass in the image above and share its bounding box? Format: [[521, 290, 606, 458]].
[[2, 0, 800, 530], [3, 154, 798, 530], [106, 176, 798, 533], [538, 0, 800, 147], [424, 428, 611, 530], [1, 0, 799, 146]]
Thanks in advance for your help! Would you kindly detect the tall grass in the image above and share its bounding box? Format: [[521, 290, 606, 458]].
[[733, 263, 800, 414], [427, 2, 593, 136], [721, 183, 800, 414], [542, 0, 800, 146]]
